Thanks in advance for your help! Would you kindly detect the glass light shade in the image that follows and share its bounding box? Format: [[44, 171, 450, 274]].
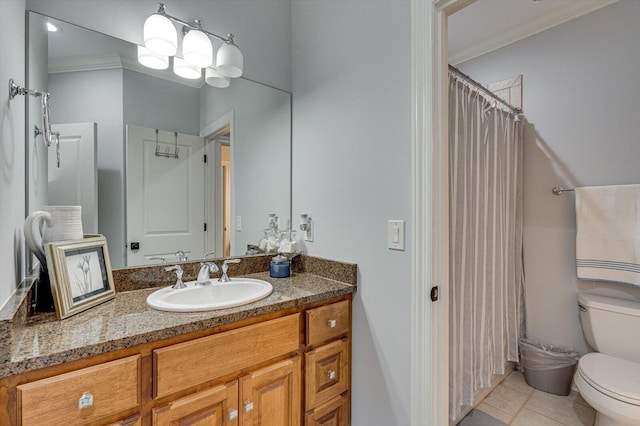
[[216, 43, 244, 78], [144, 13, 178, 56], [183, 29, 213, 68], [173, 57, 202, 79], [205, 68, 230, 88], [137, 46, 169, 70]]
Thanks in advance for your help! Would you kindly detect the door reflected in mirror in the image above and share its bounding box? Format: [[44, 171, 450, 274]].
[[26, 12, 291, 269]]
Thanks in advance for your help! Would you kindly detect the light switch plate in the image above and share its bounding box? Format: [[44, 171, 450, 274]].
[[387, 220, 405, 251], [235, 216, 242, 231]]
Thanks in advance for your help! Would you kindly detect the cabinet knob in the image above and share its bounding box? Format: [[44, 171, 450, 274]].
[[78, 392, 94, 409], [327, 369, 337, 380], [244, 401, 254, 413], [229, 409, 238, 420], [328, 319, 337, 328]]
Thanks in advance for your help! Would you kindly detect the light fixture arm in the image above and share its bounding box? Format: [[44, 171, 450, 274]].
[[155, 3, 238, 46]]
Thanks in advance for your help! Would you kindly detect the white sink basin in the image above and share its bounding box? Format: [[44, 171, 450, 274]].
[[146, 278, 273, 312]]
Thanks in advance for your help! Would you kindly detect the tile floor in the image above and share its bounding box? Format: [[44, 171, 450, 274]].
[[459, 370, 596, 426]]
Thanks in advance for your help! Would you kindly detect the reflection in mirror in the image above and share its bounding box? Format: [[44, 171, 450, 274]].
[[27, 12, 291, 269]]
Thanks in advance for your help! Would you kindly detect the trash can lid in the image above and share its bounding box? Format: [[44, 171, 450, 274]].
[[578, 353, 640, 405]]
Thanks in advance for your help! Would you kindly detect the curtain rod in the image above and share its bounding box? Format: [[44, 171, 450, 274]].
[[448, 65, 522, 115]]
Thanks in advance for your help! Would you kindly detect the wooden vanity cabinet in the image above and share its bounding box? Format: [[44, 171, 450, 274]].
[[2, 296, 351, 426], [304, 300, 351, 426]]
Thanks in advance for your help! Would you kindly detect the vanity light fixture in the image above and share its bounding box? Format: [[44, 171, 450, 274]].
[[205, 67, 230, 88], [139, 3, 244, 84], [137, 46, 169, 70]]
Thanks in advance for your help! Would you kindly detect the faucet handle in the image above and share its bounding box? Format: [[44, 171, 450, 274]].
[[175, 250, 188, 262], [203, 250, 216, 259], [222, 258, 241, 272], [165, 265, 186, 289]]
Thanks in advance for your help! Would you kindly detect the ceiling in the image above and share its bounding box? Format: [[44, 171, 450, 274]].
[[448, 0, 618, 65]]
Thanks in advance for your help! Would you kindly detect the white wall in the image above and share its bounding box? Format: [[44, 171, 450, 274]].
[[459, 0, 640, 355], [0, 0, 27, 309], [292, 1, 411, 424], [26, 0, 292, 91]]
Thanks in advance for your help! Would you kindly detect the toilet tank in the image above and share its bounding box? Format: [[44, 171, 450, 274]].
[[578, 293, 640, 363]]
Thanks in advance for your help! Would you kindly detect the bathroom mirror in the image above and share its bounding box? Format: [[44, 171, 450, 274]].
[[26, 12, 292, 269]]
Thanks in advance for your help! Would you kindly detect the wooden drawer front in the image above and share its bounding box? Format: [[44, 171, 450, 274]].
[[305, 338, 349, 411], [106, 414, 142, 426], [152, 381, 238, 426], [306, 300, 350, 347], [154, 313, 300, 399], [305, 394, 350, 426], [17, 355, 140, 426]]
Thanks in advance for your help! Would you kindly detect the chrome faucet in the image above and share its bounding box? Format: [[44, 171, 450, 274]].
[[175, 250, 188, 262], [196, 262, 219, 285], [203, 250, 216, 259], [165, 265, 186, 289], [219, 259, 241, 282]]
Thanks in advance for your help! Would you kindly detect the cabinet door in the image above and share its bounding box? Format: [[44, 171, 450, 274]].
[[305, 394, 349, 426], [240, 357, 301, 426], [152, 381, 239, 426]]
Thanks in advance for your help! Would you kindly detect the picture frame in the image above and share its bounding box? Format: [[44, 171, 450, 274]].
[[44, 235, 116, 319]]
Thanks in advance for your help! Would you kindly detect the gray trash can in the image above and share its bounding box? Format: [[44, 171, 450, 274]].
[[518, 338, 580, 396]]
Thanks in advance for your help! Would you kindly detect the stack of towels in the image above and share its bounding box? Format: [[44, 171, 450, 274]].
[[575, 184, 640, 287]]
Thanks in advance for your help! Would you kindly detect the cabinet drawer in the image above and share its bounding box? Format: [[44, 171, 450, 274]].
[[305, 394, 350, 426], [306, 300, 350, 347], [17, 355, 140, 426], [154, 314, 300, 399], [305, 338, 349, 410]]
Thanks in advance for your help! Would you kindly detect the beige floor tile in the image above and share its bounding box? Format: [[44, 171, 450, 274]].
[[477, 401, 514, 424], [503, 371, 536, 396], [481, 383, 532, 417], [512, 408, 565, 426], [526, 390, 596, 426]]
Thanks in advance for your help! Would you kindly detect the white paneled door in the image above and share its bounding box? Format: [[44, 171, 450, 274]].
[[50, 122, 98, 233], [126, 125, 205, 266]]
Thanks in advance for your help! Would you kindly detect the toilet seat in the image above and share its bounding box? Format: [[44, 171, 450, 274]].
[[577, 353, 640, 406]]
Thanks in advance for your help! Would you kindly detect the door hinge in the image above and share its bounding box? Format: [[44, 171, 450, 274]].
[[204, 223, 207, 232], [430, 286, 439, 302], [204, 154, 207, 163]]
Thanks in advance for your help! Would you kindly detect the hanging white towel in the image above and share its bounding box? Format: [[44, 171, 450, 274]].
[[575, 184, 640, 287]]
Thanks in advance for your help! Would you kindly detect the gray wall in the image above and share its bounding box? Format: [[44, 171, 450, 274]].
[[26, 0, 292, 91], [459, 0, 640, 355], [123, 69, 200, 136], [0, 0, 27, 308], [200, 79, 291, 256], [48, 69, 126, 267], [292, 1, 411, 424]]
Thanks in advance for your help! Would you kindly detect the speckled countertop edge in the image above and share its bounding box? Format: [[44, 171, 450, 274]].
[[0, 271, 355, 379]]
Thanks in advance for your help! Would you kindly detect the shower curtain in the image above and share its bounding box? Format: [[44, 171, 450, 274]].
[[448, 74, 524, 420]]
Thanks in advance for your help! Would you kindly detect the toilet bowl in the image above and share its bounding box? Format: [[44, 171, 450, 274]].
[[575, 294, 640, 426], [574, 353, 640, 426]]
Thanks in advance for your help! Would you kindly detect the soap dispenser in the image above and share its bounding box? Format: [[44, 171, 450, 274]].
[[270, 254, 290, 278]]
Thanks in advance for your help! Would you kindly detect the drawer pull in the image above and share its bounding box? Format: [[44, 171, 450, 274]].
[[244, 401, 254, 413], [327, 370, 337, 380], [229, 409, 238, 420], [328, 319, 337, 328], [78, 392, 94, 409]]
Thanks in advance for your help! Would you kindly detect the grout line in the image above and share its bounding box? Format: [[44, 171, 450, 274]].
[[508, 388, 536, 425]]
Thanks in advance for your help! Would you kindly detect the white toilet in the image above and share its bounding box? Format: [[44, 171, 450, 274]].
[[574, 293, 640, 426]]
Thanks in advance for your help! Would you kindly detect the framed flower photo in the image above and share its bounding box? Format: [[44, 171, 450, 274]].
[[44, 235, 116, 319]]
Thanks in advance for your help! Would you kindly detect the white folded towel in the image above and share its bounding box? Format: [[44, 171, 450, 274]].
[[575, 184, 640, 287]]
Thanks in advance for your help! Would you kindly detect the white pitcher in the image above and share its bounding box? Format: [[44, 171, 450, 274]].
[[24, 206, 84, 267]]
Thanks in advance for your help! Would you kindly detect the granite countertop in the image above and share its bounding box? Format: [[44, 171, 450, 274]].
[[0, 270, 355, 379]]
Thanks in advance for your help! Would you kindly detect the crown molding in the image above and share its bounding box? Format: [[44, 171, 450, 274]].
[[449, 0, 619, 65], [49, 54, 204, 89]]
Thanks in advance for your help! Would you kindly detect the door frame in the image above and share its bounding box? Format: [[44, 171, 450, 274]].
[[201, 111, 235, 258], [410, 1, 476, 425]]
